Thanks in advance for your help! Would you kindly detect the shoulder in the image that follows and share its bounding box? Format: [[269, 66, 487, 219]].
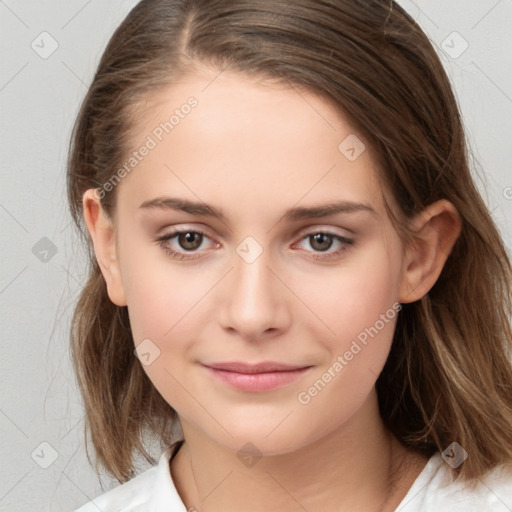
[[73, 465, 159, 512], [73, 443, 187, 512], [397, 453, 512, 512]]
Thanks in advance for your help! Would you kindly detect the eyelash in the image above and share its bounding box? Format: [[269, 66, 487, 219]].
[[155, 229, 355, 261]]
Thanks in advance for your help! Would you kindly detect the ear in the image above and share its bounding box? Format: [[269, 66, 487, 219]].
[[82, 189, 127, 306], [399, 199, 462, 303]]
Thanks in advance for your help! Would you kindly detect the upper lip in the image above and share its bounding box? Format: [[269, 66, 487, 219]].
[[202, 361, 311, 373]]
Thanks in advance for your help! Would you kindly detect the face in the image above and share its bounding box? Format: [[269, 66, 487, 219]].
[[99, 68, 410, 455]]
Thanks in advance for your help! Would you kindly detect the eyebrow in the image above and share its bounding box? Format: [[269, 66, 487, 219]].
[[139, 196, 377, 221]]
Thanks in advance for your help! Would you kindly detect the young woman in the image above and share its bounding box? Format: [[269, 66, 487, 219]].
[[69, 1, 512, 510]]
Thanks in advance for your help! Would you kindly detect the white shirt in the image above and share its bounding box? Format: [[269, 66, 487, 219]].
[[74, 442, 512, 511]]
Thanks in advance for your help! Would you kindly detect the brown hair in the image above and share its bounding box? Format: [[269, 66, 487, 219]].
[[67, 0, 512, 483]]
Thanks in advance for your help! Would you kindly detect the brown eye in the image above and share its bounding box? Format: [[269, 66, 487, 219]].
[[309, 233, 334, 252], [177, 231, 203, 251], [292, 230, 355, 261], [156, 229, 218, 261]]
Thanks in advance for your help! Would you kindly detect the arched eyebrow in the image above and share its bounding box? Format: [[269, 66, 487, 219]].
[[139, 196, 377, 221], [282, 201, 377, 221]]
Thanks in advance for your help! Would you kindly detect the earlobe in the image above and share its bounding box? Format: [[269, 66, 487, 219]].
[[399, 199, 462, 304], [82, 189, 127, 306]]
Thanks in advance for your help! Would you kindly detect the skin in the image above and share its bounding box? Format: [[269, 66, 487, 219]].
[[83, 66, 461, 511]]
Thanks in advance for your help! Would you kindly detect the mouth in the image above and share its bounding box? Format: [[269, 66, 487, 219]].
[[200, 361, 313, 392]]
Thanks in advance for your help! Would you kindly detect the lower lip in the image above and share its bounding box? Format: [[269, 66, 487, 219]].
[[203, 366, 311, 392]]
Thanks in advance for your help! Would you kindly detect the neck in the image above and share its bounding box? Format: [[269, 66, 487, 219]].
[[170, 391, 427, 512]]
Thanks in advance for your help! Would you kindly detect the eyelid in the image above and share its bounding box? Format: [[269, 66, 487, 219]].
[[156, 223, 214, 237], [294, 224, 354, 239]]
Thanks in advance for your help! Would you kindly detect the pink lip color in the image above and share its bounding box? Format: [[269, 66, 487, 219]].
[[201, 362, 312, 392]]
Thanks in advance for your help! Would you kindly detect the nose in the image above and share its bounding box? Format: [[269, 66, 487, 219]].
[[218, 244, 292, 342]]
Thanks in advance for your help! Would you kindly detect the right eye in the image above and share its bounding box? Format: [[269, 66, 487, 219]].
[[156, 229, 219, 260]]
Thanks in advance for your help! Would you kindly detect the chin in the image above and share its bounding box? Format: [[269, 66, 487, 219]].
[[194, 414, 331, 459]]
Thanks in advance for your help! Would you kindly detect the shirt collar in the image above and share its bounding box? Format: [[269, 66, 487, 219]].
[[149, 440, 188, 512]]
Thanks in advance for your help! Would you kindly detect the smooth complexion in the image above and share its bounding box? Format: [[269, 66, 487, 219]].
[[83, 66, 461, 511]]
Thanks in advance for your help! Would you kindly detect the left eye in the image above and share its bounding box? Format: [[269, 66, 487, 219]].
[[293, 232, 354, 257]]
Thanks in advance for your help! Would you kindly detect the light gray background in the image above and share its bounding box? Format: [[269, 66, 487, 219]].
[[1, 1, 511, 510]]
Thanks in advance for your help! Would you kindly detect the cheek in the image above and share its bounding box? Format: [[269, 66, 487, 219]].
[[292, 238, 402, 418], [295, 234, 402, 354], [119, 233, 206, 340], [122, 271, 196, 414], [119, 241, 215, 408]]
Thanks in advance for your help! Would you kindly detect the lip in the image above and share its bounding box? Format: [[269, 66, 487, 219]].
[[201, 361, 313, 392]]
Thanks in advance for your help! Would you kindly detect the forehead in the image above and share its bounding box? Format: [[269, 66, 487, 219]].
[[116, 68, 388, 222]]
